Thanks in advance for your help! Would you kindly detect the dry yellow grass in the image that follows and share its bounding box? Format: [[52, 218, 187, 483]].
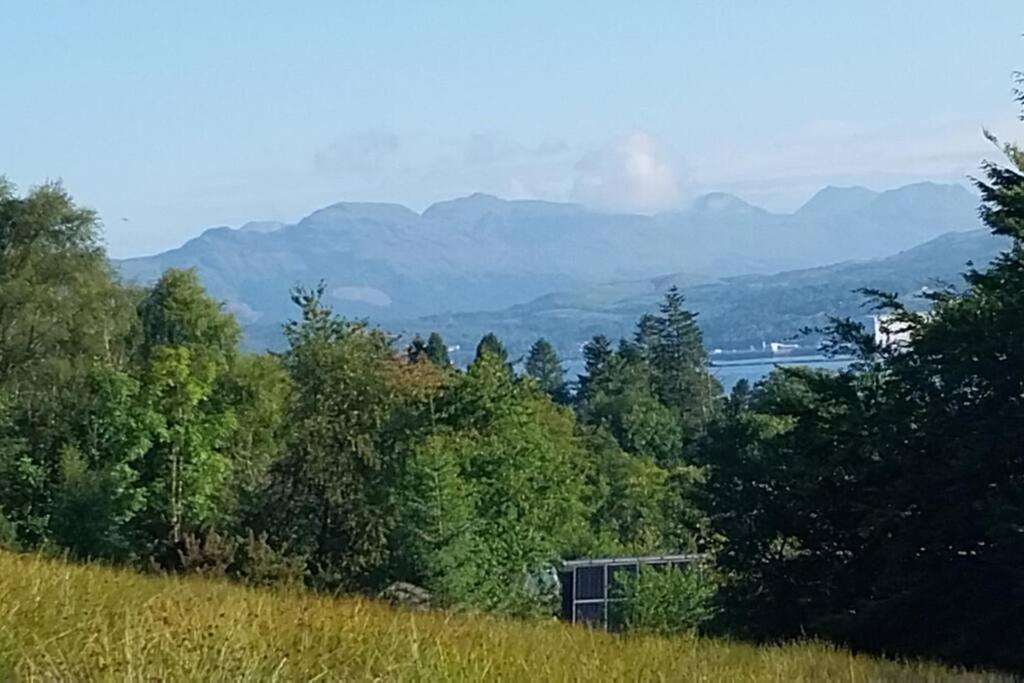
[[0, 552, 1006, 682]]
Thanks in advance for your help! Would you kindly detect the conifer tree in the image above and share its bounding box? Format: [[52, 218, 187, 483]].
[[647, 287, 721, 435], [525, 338, 566, 401], [406, 335, 428, 363], [474, 332, 508, 364], [424, 332, 450, 366]]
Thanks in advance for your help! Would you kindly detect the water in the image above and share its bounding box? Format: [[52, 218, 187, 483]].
[[708, 356, 852, 391], [562, 355, 852, 393]]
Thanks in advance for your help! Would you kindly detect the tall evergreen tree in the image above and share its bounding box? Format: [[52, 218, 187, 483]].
[[424, 332, 450, 366], [577, 334, 614, 401], [524, 338, 566, 401], [647, 287, 721, 436], [471, 333, 507, 370], [474, 332, 508, 364]]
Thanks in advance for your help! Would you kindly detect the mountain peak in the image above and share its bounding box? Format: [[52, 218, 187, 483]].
[[421, 193, 509, 222], [796, 185, 879, 218], [299, 201, 419, 228], [691, 192, 762, 214]]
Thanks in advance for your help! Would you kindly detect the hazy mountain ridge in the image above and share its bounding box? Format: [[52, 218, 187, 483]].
[[403, 228, 1009, 364], [116, 181, 981, 332]]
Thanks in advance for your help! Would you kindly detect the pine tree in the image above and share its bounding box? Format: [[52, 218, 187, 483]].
[[647, 287, 720, 435], [524, 338, 566, 401], [474, 332, 508, 364], [424, 332, 450, 366], [577, 334, 613, 402], [406, 335, 428, 363]]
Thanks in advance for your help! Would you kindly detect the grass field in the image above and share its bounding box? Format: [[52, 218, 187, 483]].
[[0, 552, 1007, 681]]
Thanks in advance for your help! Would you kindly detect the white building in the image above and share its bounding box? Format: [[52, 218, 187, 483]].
[[872, 314, 917, 349]]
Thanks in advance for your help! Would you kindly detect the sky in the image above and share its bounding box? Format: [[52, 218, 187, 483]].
[[3, 2, 1023, 257]]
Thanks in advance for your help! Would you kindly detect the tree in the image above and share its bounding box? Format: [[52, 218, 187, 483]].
[[49, 365, 154, 559], [218, 353, 291, 529], [136, 268, 240, 361], [582, 428, 670, 554], [524, 338, 567, 401], [698, 84, 1024, 670], [424, 332, 450, 366], [257, 285, 435, 590], [576, 334, 614, 402], [576, 344, 683, 467], [140, 345, 234, 549], [133, 269, 241, 554], [406, 335, 428, 363], [646, 287, 721, 437], [396, 351, 592, 613], [0, 180, 137, 547], [474, 332, 508, 364]]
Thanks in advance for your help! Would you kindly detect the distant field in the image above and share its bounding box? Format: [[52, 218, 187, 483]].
[[0, 552, 1005, 681]]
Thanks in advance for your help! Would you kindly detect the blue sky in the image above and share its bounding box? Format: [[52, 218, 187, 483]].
[[3, 1, 1023, 256]]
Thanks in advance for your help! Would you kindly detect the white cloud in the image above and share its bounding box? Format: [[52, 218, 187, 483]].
[[570, 132, 688, 213]]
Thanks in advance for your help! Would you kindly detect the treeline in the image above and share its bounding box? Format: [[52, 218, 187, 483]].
[[0, 176, 719, 617], [3, 101, 1024, 669]]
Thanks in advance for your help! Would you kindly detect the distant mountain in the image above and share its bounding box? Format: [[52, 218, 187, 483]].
[[116, 182, 982, 336], [403, 229, 1009, 365], [795, 186, 879, 220]]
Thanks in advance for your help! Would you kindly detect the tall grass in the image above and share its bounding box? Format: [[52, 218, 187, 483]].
[[0, 552, 1006, 681]]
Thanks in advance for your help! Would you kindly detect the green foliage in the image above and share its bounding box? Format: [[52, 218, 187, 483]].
[[643, 287, 721, 435], [407, 332, 452, 367], [174, 530, 306, 588], [697, 87, 1024, 671], [218, 353, 290, 524], [256, 285, 429, 589], [0, 510, 15, 550], [6, 131, 1024, 676], [424, 331, 451, 366], [398, 351, 592, 614], [524, 338, 567, 401], [139, 344, 234, 549], [137, 268, 240, 360], [583, 430, 670, 553], [610, 564, 718, 635], [51, 446, 145, 560], [474, 332, 508, 365]]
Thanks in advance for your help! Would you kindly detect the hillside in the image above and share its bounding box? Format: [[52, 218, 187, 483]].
[[0, 552, 1002, 682], [405, 229, 1010, 363], [116, 183, 981, 329]]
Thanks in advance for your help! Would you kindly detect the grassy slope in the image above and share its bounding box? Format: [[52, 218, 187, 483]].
[[0, 552, 1006, 682]]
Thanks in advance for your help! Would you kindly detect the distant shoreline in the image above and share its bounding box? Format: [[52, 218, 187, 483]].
[[709, 353, 855, 368]]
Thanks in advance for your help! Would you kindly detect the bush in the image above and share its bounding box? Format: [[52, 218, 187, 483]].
[[0, 508, 16, 550], [175, 530, 306, 588], [610, 563, 717, 635], [177, 531, 238, 577], [232, 530, 306, 588]]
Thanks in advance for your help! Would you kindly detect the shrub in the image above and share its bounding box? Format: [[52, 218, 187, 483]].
[[610, 563, 717, 635], [175, 530, 306, 589], [232, 530, 306, 588], [177, 531, 238, 577], [0, 509, 16, 550]]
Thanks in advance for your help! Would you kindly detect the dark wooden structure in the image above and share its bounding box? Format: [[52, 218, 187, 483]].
[[557, 554, 702, 628]]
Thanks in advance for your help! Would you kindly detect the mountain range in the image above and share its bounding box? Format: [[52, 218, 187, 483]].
[[117, 182, 983, 338]]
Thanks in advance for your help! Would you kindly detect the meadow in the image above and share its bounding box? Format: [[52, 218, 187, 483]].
[[0, 552, 1006, 682]]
